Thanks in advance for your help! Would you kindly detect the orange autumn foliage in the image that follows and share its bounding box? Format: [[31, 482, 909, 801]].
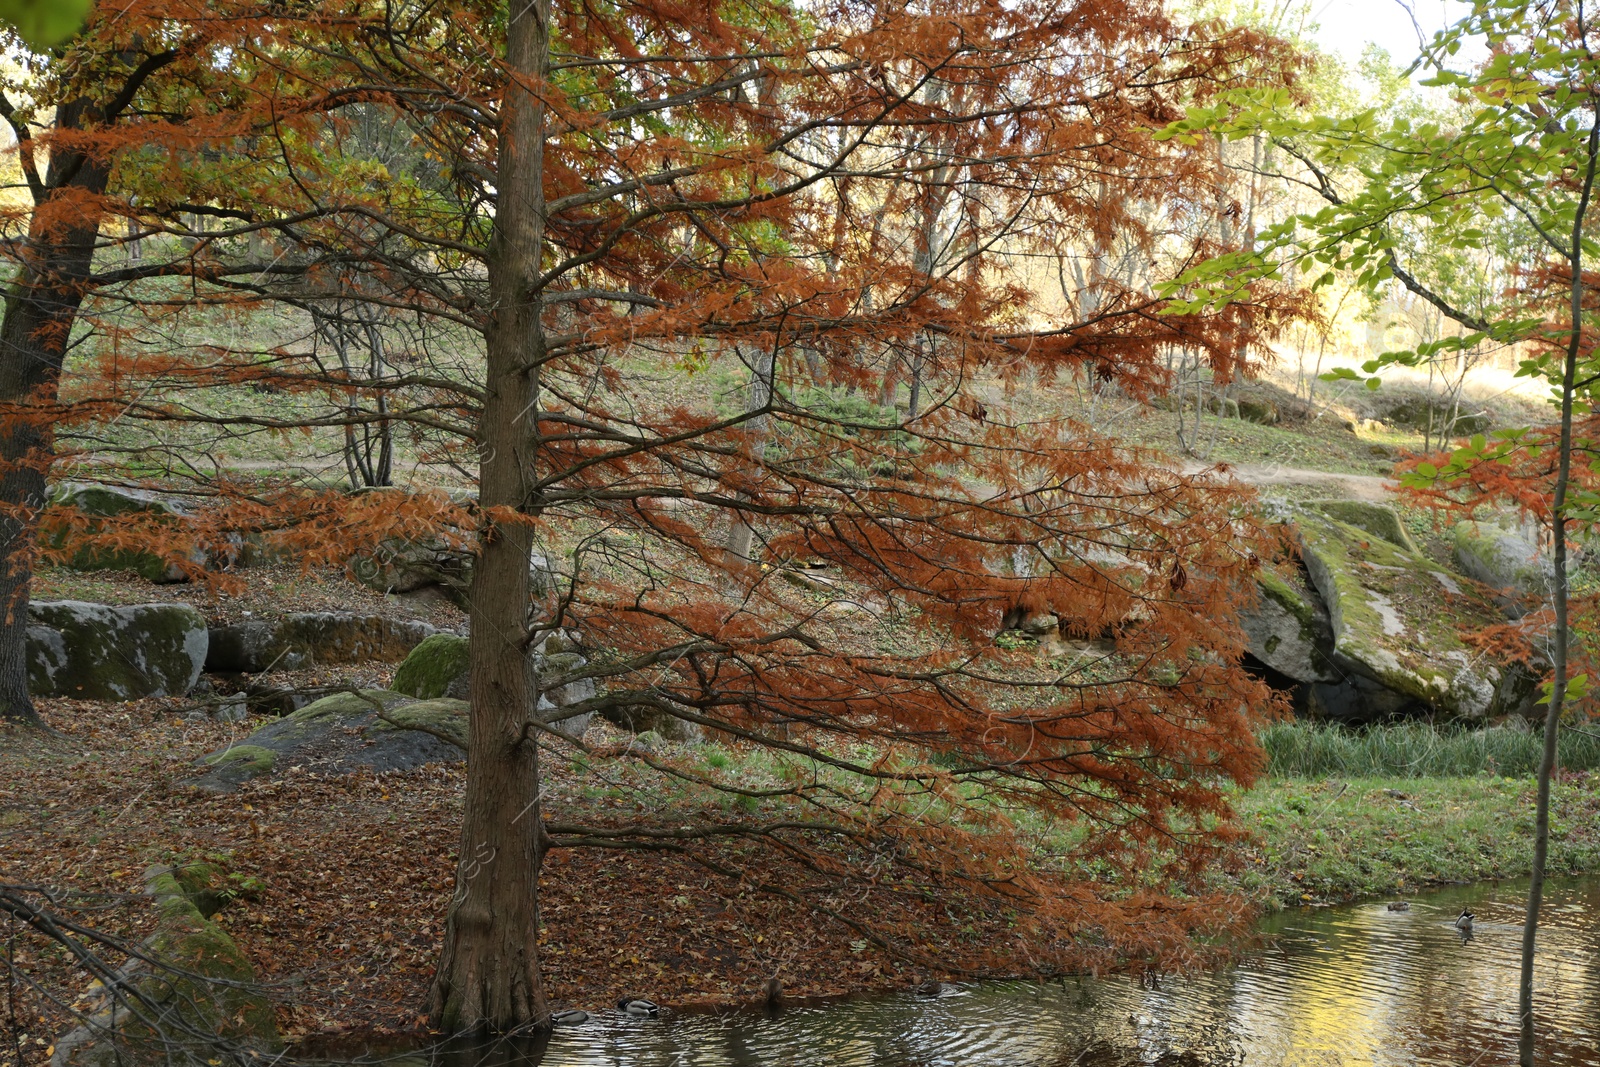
[[3, 0, 1311, 1021]]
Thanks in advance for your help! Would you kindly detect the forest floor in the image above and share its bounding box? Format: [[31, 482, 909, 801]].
[[2, 697, 1067, 1049], [8, 692, 1600, 1055]]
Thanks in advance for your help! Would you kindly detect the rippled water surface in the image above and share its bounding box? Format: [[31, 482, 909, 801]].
[[365, 876, 1600, 1066]]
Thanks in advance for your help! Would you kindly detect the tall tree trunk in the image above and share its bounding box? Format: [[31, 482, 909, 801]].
[[0, 95, 113, 728], [1519, 114, 1600, 1067], [429, 0, 552, 1032]]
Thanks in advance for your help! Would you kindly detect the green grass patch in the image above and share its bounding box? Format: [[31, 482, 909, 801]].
[[1260, 720, 1600, 779]]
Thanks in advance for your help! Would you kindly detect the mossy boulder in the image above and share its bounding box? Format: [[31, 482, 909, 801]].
[[1453, 520, 1551, 618], [205, 612, 438, 673], [1241, 565, 1339, 683], [27, 601, 207, 699], [391, 633, 596, 739], [165, 860, 246, 919], [42, 483, 201, 584], [1295, 513, 1507, 720], [369, 698, 470, 748], [1307, 499, 1417, 553], [393, 633, 471, 699], [191, 689, 467, 792], [50, 868, 276, 1067]]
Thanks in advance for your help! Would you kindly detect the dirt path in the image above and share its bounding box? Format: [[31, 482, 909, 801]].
[[1181, 461, 1397, 503]]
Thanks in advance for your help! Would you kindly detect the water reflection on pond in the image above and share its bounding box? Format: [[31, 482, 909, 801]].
[[349, 876, 1600, 1066]]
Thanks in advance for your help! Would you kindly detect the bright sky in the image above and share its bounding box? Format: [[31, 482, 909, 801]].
[[1308, 0, 1473, 64]]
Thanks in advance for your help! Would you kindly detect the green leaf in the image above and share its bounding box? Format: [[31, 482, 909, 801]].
[[0, 0, 90, 47], [1538, 673, 1589, 705]]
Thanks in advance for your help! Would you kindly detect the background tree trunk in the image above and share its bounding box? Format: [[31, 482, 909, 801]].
[[0, 94, 113, 727], [724, 343, 775, 569], [428, 0, 552, 1032]]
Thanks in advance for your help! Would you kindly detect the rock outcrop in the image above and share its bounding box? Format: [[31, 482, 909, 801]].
[[1294, 513, 1508, 720], [28, 601, 207, 699], [350, 537, 477, 607], [1307, 499, 1418, 553], [205, 613, 438, 673], [192, 690, 467, 791], [1229, 497, 1549, 724]]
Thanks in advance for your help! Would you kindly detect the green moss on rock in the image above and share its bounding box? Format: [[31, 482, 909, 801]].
[[28, 601, 207, 700], [192, 688, 465, 791], [368, 697, 469, 748], [42, 484, 195, 583], [288, 688, 409, 724], [1257, 568, 1317, 631], [1295, 513, 1502, 718], [166, 861, 235, 919], [201, 745, 275, 773], [392, 633, 470, 699], [1308, 499, 1418, 553], [1243, 563, 1340, 683], [51, 869, 278, 1067], [1452, 520, 1550, 617]]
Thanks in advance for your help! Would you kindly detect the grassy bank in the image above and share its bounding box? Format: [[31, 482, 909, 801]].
[[1236, 772, 1600, 906]]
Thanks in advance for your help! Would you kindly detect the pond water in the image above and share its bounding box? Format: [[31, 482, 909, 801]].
[[350, 876, 1600, 1066]]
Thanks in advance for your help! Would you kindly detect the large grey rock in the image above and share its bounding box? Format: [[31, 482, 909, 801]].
[[1295, 513, 1508, 720], [28, 601, 207, 699], [205, 612, 437, 673], [1453, 520, 1552, 618], [391, 632, 596, 739], [191, 690, 467, 791], [350, 537, 476, 604], [1241, 566, 1340, 683], [43, 483, 199, 583], [50, 866, 276, 1067], [49, 482, 184, 517], [351, 540, 558, 612]]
